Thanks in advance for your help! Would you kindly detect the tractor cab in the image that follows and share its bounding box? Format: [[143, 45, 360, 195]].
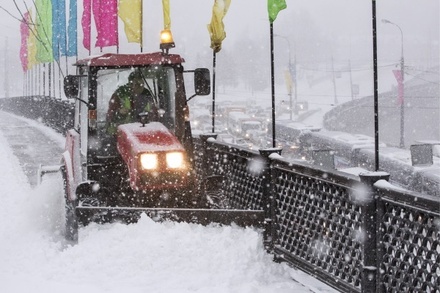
[[63, 52, 210, 208], [65, 53, 210, 158]]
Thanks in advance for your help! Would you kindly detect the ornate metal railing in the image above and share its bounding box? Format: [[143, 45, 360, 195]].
[[376, 185, 440, 292], [194, 135, 440, 293]]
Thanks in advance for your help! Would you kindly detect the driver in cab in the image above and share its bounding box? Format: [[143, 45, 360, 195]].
[[107, 71, 157, 135]]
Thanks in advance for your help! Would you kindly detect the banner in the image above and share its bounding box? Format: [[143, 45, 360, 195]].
[[163, 0, 171, 29], [207, 0, 231, 53], [268, 0, 286, 23], [67, 0, 78, 56], [93, 0, 119, 48], [35, 0, 54, 62], [52, 0, 67, 60], [27, 11, 38, 69], [118, 0, 142, 43], [82, 0, 91, 50], [20, 12, 30, 71], [393, 69, 404, 105]]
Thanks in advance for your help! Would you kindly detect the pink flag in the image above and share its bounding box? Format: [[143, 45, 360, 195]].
[[93, 0, 119, 48], [20, 12, 30, 71], [82, 0, 91, 50], [393, 70, 404, 105]]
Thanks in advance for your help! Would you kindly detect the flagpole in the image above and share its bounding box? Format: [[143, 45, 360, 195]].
[[88, 0, 91, 56], [212, 50, 217, 133], [270, 22, 276, 148], [371, 0, 379, 171]]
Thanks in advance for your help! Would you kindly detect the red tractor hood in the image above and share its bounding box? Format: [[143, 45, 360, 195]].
[[117, 122, 185, 155], [116, 122, 188, 191]]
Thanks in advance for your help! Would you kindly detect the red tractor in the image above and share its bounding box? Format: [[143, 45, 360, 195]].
[[40, 36, 262, 242]]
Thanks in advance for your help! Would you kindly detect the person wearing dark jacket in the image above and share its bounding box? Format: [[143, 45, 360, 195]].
[[107, 71, 157, 135]]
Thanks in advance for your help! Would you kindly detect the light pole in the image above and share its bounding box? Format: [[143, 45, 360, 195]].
[[382, 19, 405, 148], [275, 34, 297, 119]]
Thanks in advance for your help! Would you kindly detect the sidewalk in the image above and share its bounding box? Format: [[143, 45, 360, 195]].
[[0, 111, 64, 186]]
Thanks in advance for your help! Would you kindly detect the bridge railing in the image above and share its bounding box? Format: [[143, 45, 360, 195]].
[[375, 183, 440, 292], [0, 96, 74, 134], [194, 135, 440, 293], [1, 97, 438, 293]]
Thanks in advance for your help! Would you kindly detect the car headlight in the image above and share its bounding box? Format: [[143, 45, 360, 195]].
[[140, 153, 158, 170], [166, 152, 185, 169]]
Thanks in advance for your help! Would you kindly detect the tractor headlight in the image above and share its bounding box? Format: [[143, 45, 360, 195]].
[[166, 152, 185, 169], [140, 153, 158, 170]]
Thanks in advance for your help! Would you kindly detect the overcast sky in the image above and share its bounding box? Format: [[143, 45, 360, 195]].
[[0, 0, 438, 96]]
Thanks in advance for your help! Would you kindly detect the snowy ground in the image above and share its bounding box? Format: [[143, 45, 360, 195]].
[[0, 112, 338, 292]]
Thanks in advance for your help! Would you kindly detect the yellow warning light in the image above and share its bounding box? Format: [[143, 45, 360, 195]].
[[160, 29, 175, 53]]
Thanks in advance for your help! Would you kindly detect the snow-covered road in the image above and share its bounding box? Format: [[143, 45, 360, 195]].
[[0, 111, 337, 293]]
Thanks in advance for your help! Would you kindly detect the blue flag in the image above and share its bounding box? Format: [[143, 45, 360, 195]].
[[52, 0, 67, 60], [67, 0, 77, 56]]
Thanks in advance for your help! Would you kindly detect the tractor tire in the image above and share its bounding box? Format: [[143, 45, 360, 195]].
[[61, 167, 78, 243]]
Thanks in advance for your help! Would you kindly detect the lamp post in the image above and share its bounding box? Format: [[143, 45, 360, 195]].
[[275, 34, 297, 120], [382, 19, 405, 148]]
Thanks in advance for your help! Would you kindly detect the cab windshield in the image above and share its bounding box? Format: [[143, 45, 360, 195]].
[[94, 66, 177, 155]]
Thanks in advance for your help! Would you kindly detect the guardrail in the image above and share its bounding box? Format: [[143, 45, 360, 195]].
[[1, 96, 438, 292], [0, 96, 74, 134], [194, 135, 440, 293]]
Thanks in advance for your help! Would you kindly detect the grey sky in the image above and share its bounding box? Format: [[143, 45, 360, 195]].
[[0, 0, 438, 96]]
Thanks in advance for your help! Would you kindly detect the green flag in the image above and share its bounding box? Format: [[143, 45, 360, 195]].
[[35, 0, 53, 62], [268, 0, 287, 23]]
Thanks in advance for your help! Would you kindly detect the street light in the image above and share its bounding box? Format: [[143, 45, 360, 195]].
[[274, 34, 297, 120], [382, 18, 405, 148]]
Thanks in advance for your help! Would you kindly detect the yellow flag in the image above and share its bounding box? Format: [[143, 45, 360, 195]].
[[27, 10, 38, 68], [207, 0, 231, 53], [163, 0, 171, 29], [118, 0, 142, 43]]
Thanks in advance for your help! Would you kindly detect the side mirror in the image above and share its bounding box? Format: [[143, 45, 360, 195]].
[[194, 68, 211, 96], [64, 75, 80, 99]]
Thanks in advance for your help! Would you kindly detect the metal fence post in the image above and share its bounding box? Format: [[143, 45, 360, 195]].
[[358, 172, 389, 293], [259, 148, 282, 254], [199, 134, 218, 177]]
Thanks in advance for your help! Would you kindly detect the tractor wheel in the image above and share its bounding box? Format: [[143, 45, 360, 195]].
[[61, 167, 78, 243]]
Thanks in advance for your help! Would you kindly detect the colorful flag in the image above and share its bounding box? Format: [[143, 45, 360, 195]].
[[393, 70, 404, 105], [52, 0, 67, 60], [207, 0, 231, 53], [93, 0, 119, 48], [118, 0, 142, 43], [27, 10, 38, 69], [268, 0, 286, 23], [82, 0, 91, 50], [20, 12, 30, 71], [67, 0, 78, 56], [35, 0, 54, 62], [162, 0, 171, 29]]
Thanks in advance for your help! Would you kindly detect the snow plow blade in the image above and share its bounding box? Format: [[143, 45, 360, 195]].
[[76, 206, 265, 228]]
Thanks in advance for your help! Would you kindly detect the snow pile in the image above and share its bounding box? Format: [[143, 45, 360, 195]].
[[0, 128, 336, 292]]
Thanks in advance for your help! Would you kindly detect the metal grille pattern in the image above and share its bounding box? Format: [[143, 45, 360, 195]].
[[273, 161, 363, 291], [380, 194, 440, 292], [192, 137, 264, 210], [206, 142, 264, 210], [192, 136, 204, 183]]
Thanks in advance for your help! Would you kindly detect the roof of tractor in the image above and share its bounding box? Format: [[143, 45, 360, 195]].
[[74, 52, 185, 68]]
